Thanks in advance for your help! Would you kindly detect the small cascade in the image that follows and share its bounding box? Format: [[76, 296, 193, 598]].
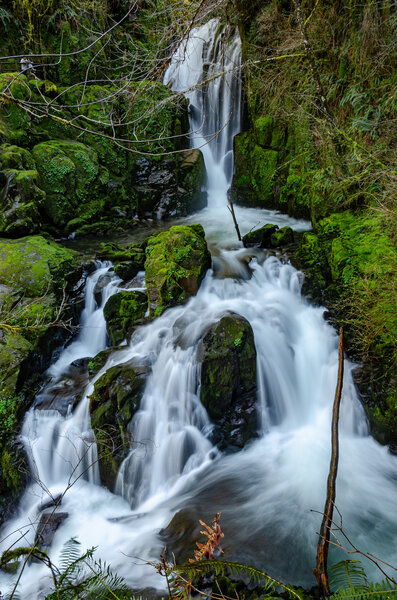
[[164, 18, 242, 208], [22, 263, 121, 491]]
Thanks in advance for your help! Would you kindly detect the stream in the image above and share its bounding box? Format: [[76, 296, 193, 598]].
[[0, 18, 397, 599]]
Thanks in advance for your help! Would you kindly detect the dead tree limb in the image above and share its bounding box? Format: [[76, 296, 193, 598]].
[[227, 195, 244, 245], [313, 328, 344, 597]]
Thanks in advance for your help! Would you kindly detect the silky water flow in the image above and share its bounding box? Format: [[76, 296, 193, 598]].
[[1, 19, 397, 599]]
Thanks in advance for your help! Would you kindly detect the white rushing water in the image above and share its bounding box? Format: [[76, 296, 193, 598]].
[[1, 18, 397, 600]]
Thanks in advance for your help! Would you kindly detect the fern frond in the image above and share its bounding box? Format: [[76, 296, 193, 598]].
[[330, 561, 369, 591], [173, 559, 304, 600], [331, 582, 397, 600]]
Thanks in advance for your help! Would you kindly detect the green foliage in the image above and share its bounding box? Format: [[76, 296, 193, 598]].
[[43, 537, 132, 600], [0, 388, 18, 445], [172, 558, 304, 600], [329, 560, 396, 600]]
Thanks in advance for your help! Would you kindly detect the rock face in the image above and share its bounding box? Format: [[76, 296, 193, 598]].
[[200, 314, 258, 449], [145, 224, 211, 317], [89, 362, 147, 490], [103, 290, 148, 345]]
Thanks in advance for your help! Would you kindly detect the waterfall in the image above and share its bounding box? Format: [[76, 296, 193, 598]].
[[164, 18, 242, 208], [1, 19, 397, 599]]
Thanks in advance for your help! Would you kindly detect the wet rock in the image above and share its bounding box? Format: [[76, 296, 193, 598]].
[[199, 314, 258, 450], [145, 224, 211, 317], [103, 290, 148, 345], [97, 241, 146, 283], [242, 224, 279, 247], [39, 494, 62, 512], [93, 271, 115, 306], [89, 361, 147, 490], [270, 225, 294, 247], [34, 361, 89, 415], [35, 510, 68, 549]]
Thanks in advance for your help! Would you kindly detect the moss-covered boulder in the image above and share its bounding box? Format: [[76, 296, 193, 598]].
[[0, 169, 44, 236], [242, 224, 279, 247], [200, 314, 258, 449], [32, 140, 105, 228], [89, 362, 146, 490], [270, 226, 294, 247], [103, 291, 148, 345], [145, 224, 211, 318], [0, 236, 77, 393]]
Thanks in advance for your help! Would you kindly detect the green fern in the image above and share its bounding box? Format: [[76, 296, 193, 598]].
[[172, 558, 304, 600], [44, 538, 132, 600], [329, 560, 397, 600]]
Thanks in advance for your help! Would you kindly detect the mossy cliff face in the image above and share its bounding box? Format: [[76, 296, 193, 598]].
[[200, 314, 258, 450], [292, 210, 397, 444], [232, 1, 396, 445], [89, 362, 146, 491], [145, 224, 211, 318]]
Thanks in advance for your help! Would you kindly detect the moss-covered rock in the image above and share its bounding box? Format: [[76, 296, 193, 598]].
[[0, 236, 77, 394], [103, 291, 148, 345], [89, 362, 146, 490], [32, 140, 104, 227], [0, 235, 76, 297], [270, 226, 294, 247], [0, 168, 44, 236], [242, 224, 279, 247], [145, 224, 211, 317], [200, 314, 258, 449]]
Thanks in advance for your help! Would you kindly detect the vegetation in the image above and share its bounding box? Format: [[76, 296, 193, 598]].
[[231, 0, 397, 443]]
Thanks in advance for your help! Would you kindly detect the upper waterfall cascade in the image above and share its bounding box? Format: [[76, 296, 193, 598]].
[[164, 18, 242, 208], [1, 18, 397, 599]]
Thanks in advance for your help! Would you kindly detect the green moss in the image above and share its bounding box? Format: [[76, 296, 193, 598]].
[[103, 291, 147, 345], [0, 72, 29, 100], [254, 115, 273, 147], [32, 140, 102, 227], [233, 132, 278, 207], [200, 314, 257, 448], [145, 224, 211, 317], [0, 236, 76, 297], [0, 144, 35, 170], [89, 363, 145, 490], [270, 226, 294, 247], [242, 223, 278, 247]]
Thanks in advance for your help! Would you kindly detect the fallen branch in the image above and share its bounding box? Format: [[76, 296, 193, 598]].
[[313, 328, 344, 596]]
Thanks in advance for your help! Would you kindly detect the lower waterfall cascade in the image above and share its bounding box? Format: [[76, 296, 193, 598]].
[[0, 18, 397, 600]]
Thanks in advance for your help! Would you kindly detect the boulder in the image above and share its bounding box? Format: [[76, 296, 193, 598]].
[[35, 510, 68, 549], [270, 226, 294, 247], [199, 314, 258, 449], [242, 223, 279, 247], [0, 236, 77, 393], [89, 362, 147, 490], [32, 140, 106, 228], [145, 224, 211, 317], [103, 290, 148, 345]]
